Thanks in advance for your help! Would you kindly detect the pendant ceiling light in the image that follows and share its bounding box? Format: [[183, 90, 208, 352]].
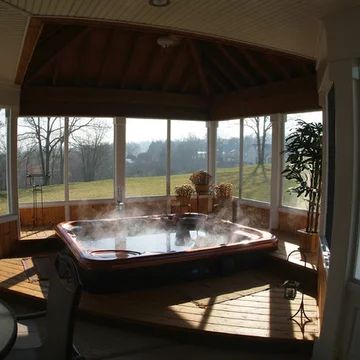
[[149, 0, 170, 7]]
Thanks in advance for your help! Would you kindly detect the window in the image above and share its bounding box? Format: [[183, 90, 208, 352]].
[[69, 118, 114, 200], [171, 120, 207, 193], [0, 108, 9, 215], [18, 117, 65, 203], [282, 111, 323, 209], [355, 231, 360, 280], [242, 116, 272, 202], [126, 118, 167, 197], [216, 120, 240, 196]]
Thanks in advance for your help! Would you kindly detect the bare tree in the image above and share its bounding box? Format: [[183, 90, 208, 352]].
[[70, 121, 111, 181], [245, 116, 272, 179], [18, 117, 97, 185]]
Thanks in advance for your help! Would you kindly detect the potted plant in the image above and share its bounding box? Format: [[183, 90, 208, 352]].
[[282, 120, 323, 252], [213, 183, 233, 219], [190, 170, 212, 195], [213, 183, 233, 204], [174, 184, 194, 206]]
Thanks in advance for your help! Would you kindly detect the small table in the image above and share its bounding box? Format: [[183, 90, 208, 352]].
[[0, 299, 17, 358]]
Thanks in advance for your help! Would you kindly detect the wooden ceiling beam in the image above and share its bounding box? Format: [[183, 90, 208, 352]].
[[141, 41, 159, 90], [20, 86, 209, 120], [181, 72, 192, 93], [97, 29, 118, 87], [187, 39, 210, 96], [162, 42, 187, 92], [120, 33, 138, 88], [217, 44, 256, 86], [240, 49, 273, 83], [25, 26, 89, 84], [211, 75, 319, 120], [207, 70, 228, 93], [175, 63, 190, 93], [209, 55, 242, 89], [15, 18, 44, 85], [52, 60, 59, 86], [75, 32, 89, 86], [264, 54, 292, 80]]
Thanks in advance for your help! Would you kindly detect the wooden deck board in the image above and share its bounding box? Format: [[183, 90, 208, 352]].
[[20, 227, 57, 241], [0, 256, 319, 342], [270, 231, 318, 271]]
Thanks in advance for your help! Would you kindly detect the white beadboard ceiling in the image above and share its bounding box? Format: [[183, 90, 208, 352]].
[[0, 1, 27, 84], [1, 0, 360, 84]]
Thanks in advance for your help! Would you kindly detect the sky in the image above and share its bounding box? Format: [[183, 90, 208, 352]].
[[125, 111, 323, 142]]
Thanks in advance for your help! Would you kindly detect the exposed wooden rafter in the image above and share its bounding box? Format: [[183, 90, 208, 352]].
[[97, 29, 118, 87], [25, 26, 89, 84], [216, 44, 256, 86], [162, 42, 187, 92], [52, 59, 59, 86], [75, 31, 89, 86], [15, 18, 44, 85], [264, 54, 292, 80], [120, 33, 138, 88], [187, 39, 210, 96], [207, 67, 228, 93], [240, 49, 273, 83], [209, 54, 242, 90], [18, 19, 318, 119]]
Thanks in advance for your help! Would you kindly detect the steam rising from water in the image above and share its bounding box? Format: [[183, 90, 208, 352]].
[[64, 200, 266, 258]]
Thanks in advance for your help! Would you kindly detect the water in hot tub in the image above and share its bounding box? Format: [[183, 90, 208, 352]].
[[72, 226, 238, 257]]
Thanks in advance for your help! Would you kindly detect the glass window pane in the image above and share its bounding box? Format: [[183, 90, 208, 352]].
[[126, 118, 167, 197], [18, 117, 65, 203], [69, 118, 114, 200], [216, 120, 240, 196], [0, 108, 9, 215], [171, 120, 207, 193], [242, 116, 272, 202], [355, 234, 360, 280], [282, 111, 323, 209]]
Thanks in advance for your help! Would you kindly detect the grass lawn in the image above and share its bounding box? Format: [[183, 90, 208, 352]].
[[0, 165, 306, 215]]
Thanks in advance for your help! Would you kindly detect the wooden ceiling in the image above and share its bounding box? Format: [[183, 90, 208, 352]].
[[18, 18, 320, 120]]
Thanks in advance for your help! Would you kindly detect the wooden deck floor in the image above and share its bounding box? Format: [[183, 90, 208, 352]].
[[20, 226, 57, 241], [0, 256, 318, 343]]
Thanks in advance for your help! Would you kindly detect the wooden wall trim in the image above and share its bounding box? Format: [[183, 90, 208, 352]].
[[0, 220, 18, 258], [211, 76, 320, 119], [20, 77, 319, 120], [20, 86, 210, 120]]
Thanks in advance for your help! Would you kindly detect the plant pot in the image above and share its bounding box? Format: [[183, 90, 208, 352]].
[[195, 184, 209, 195], [297, 229, 319, 253]]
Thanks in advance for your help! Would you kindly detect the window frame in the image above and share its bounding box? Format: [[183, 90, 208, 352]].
[[0, 107, 10, 218]]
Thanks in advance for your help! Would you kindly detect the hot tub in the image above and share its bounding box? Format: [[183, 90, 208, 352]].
[[55, 213, 277, 292]]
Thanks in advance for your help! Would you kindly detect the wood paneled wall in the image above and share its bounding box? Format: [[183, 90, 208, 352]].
[[70, 203, 115, 220], [19, 200, 169, 227], [19, 201, 306, 233], [20, 206, 65, 227], [125, 199, 168, 216], [0, 220, 18, 258], [236, 204, 270, 229], [278, 210, 307, 233]]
